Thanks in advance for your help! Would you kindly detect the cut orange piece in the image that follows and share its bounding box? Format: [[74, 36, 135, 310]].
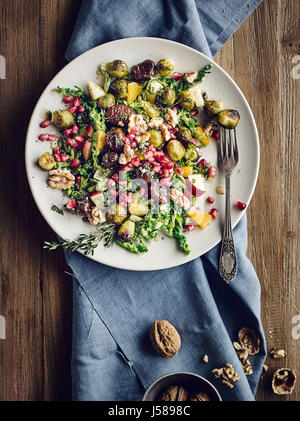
[[127, 82, 142, 104], [187, 211, 204, 226], [181, 166, 193, 178], [199, 213, 212, 228]]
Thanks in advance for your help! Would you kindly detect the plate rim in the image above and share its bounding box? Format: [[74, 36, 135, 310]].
[[25, 36, 260, 271]]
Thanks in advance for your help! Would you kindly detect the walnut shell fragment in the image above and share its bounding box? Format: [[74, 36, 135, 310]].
[[238, 327, 260, 355], [189, 392, 211, 401], [150, 320, 181, 358], [160, 385, 188, 401], [272, 368, 296, 395]]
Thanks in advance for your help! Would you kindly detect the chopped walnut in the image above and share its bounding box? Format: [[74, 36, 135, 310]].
[[128, 114, 148, 134], [233, 341, 242, 351], [183, 72, 198, 84], [271, 349, 286, 359], [212, 364, 240, 389], [203, 121, 214, 137], [272, 368, 296, 395], [48, 169, 75, 190], [87, 206, 106, 225], [148, 117, 163, 129], [119, 144, 135, 165], [202, 354, 209, 363], [164, 107, 178, 128], [170, 189, 190, 211], [263, 364, 269, 372], [160, 123, 171, 141], [135, 133, 150, 144]]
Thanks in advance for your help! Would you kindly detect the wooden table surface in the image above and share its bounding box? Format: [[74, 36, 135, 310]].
[[0, 0, 299, 401]]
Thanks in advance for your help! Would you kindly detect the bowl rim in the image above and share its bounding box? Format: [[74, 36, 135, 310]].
[[142, 371, 222, 401]]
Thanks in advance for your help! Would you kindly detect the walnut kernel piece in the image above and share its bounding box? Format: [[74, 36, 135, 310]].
[[271, 349, 286, 359], [149, 320, 181, 358], [202, 354, 209, 363], [148, 117, 163, 129], [128, 114, 148, 134], [272, 368, 296, 395], [48, 169, 75, 190], [212, 363, 240, 389], [160, 385, 188, 401], [164, 108, 178, 128], [263, 364, 269, 372], [238, 327, 260, 355], [87, 206, 106, 225], [189, 392, 211, 401]]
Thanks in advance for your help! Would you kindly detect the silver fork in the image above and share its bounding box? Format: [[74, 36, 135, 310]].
[[217, 126, 239, 283]]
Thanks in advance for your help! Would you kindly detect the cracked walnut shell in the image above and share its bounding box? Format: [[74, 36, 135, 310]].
[[238, 327, 260, 355], [150, 320, 181, 358], [48, 169, 75, 190], [160, 385, 188, 401], [272, 368, 296, 395]]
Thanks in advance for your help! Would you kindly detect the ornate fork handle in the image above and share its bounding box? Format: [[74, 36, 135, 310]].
[[219, 171, 237, 283]]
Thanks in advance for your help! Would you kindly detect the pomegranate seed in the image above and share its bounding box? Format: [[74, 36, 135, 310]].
[[75, 176, 81, 184], [185, 224, 195, 232], [64, 128, 72, 136], [144, 151, 153, 161], [212, 130, 220, 140], [190, 109, 199, 117], [74, 135, 84, 144], [109, 189, 118, 199], [47, 134, 57, 142], [130, 140, 138, 148], [111, 173, 119, 182], [60, 154, 70, 162], [153, 150, 163, 159], [132, 157, 140, 167], [207, 196, 215, 204], [69, 105, 77, 114], [54, 154, 61, 162], [71, 158, 80, 168], [164, 161, 174, 170], [158, 169, 163, 175], [208, 165, 218, 178], [63, 95, 74, 104], [129, 127, 139, 135], [170, 72, 182, 80], [73, 97, 81, 107], [236, 201, 247, 210], [210, 208, 219, 219], [152, 164, 161, 173], [67, 199, 76, 209], [162, 169, 169, 178], [148, 157, 155, 163], [159, 156, 170, 165], [175, 167, 184, 175], [160, 177, 172, 186], [78, 105, 85, 113], [198, 159, 207, 168], [54, 147, 61, 154], [71, 125, 79, 134], [67, 138, 78, 148], [148, 145, 156, 152], [38, 134, 49, 141], [40, 119, 51, 128]]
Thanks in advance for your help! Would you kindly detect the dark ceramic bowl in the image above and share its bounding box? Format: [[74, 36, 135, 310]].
[[142, 371, 222, 401]]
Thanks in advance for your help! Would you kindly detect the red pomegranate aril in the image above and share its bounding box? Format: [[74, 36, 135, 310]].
[[67, 199, 76, 209], [54, 147, 61, 155], [78, 105, 85, 113], [60, 154, 70, 162], [67, 138, 78, 148], [63, 95, 74, 104], [132, 157, 140, 167], [208, 165, 218, 178], [170, 72, 182, 80], [144, 151, 153, 161], [236, 201, 247, 210], [73, 97, 81, 107], [74, 135, 84, 144], [64, 128, 72, 136], [162, 169, 169, 178], [130, 140, 138, 148], [54, 154, 61, 162], [212, 130, 220, 140], [152, 164, 161, 173], [111, 173, 119, 182], [185, 224, 195, 232], [75, 176, 81, 184], [71, 125, 79, 134], [210, 208, 219, 219], [207, 196, 215, 204], [69, 105, 77, 114], [38, 134, 49, 141], [109, 189, 118, 199], [198, 159, 207, 168], [190, 109, 199, 117], [164, 161, 174, 170], [175, 167, 184, 175], [47, 134, 58, 142], [40, 119, 51, 128], [148, 145, 156, 152], [71, 158, 80, 169]]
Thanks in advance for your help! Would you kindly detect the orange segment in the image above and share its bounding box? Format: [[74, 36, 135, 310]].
[[127, 82, 142, 103], [181, 166, 193, 178]]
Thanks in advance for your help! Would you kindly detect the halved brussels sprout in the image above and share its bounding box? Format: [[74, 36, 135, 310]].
[[217, 109, 240, 129], [118, 220, 135, 240], [98, 93, 115, 109], [145, 80, 163, 102], [38, 152, 55, 170], [155, 87, 176, 107], [149, 129, 164, 149], [51, 110, 74, 129], [106, 60, 128, 78], [157, 58, 175, 77], [167, 140, 186, 161], [204, 99, 224, 116], [177, 91, 194, 110], [177, 126, 192, 142], [110, 79, 128, 99], [106, 204, 127, 224], [194, 126, 209, 145], [184, 143, 199, 162]]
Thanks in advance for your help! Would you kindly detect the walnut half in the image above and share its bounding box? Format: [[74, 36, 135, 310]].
[[48, 169, 75, 190], [272, 368, 296, 395]]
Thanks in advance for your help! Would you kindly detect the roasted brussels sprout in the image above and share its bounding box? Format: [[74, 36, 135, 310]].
[[145, 80, 163, 102], [107, 204, 127, 224], [177, 126, 192, 142], [167, 140, 186, 161], [149, 129, 164, 149], [101, 151, 119, 168], [118, 220, 135, 240], [106, 60, 128, 78], [194, 126, 209, 145], [38, 152, 55, 170], [217, 109, 240, 129], [105, 128, 125, 151], [184, 143, 199, 162], [204, 99, 224, 116], [98, 93, 115, 109], [157, 58, 175, 77], [155, 87, 176, 107], [177, 90, 194, 110], [51, 110, 74, 129], [110, 79, 128, 99], [131, 60, 156, 82]]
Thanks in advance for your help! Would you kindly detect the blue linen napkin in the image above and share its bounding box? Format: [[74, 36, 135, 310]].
[[65, 0, 265, 401]]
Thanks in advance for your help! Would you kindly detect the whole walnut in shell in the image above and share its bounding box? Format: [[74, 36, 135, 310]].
[[272, 368, 296, 395], [189, 392, 211, 401], [160, 385, 188, 401], [150, 320, 181, 358]]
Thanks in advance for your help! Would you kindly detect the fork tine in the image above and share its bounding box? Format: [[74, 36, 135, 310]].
[[217, 127, 223, 165], [233, 128, 239, 162], [229, 129, 234, 158]]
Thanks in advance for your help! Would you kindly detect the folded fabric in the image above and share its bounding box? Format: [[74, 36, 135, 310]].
[[65, 0, 265, 401]]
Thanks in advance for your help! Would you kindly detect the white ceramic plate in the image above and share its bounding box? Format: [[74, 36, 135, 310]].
[[25, 37, 259, 271]]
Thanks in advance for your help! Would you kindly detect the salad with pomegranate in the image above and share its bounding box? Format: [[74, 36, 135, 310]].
[[40, 58, 240, 255]]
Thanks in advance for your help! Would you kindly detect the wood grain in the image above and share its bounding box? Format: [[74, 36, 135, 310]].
[[0, 0, 299, 401]]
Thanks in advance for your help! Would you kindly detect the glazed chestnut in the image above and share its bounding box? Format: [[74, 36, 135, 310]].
[[105, 128, 125, 151], [101, 151, 119, 168], [131, 60, 156, 82]]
